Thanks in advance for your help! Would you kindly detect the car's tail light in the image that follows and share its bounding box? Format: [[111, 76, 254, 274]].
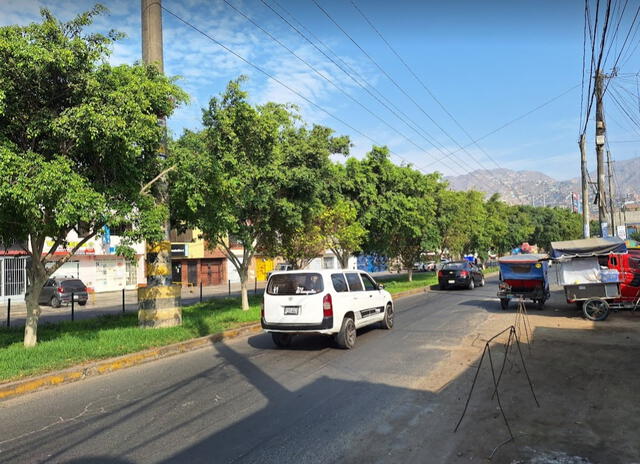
[[437, 271, 443, 278], [323, 294, 333, 318], [460, 271, 468, 277], [57, 287, 64, 293]]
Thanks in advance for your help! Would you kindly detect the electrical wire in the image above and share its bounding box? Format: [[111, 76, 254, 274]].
[[256, 0, 490, 183], [349, 0, 508, 174], [159, 4, 445, 176], [309, 0, 509, 187], [220, 0, 475, 179]]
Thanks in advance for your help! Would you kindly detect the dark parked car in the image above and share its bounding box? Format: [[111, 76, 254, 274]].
[[39, 278, 89, 307], [438, 261, 485, 290]]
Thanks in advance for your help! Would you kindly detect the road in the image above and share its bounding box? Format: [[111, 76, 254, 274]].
[[0, 280, 497, 463]]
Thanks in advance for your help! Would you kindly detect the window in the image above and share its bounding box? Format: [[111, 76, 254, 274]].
[[331, 273, 348, 292], [361, 273, 377, 291], [322, 256, 335, 269], [267, 273, 324, 295], [345, 273, 364, 291], [509, 264, 533, 274], [169, 228, 193, 242], [443, 262, 465, 271]]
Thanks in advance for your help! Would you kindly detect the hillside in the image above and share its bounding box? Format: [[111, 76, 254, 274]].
[[444, 156, 640, 207]]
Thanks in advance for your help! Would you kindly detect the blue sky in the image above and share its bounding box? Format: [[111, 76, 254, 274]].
[[3, 0, 640, 180]]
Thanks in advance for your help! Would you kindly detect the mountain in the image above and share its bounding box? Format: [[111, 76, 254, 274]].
[[444, 157, 640, 207]]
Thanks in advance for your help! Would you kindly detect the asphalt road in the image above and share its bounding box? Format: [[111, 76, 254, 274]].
[[0, 279, 498, 464]]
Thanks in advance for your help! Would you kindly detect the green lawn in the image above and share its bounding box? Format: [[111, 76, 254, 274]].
[[0, 273, 439, 383], [0, 297, 261, 383], [376, 272, 438, 293]]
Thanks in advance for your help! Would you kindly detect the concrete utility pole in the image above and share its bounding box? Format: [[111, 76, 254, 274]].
[[579, 134, 590, 238], [607, 150, 616, 232], [139, 0, 182, 328], [595, 71, 607, 234]]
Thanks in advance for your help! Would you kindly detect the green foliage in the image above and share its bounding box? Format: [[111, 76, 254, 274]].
[[318, 199, 366, 268], [630, 230, 640, 242], [170, 77, 348, 307], [0, 7, 187, 345]]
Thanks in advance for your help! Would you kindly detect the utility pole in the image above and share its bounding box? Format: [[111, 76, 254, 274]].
[[595, 71, 608, 235], [139, 0, 182, 328], [606, 150, 616, 233], [579, 134, 590, 238]]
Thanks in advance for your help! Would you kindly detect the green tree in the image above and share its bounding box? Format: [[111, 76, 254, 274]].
[[170, 78, 348, 309], [318, 199, 366, 269], [0, 8, 187, 347], [437, 190, 474, 258], [276, 221, 326, 270], [355, 147, 440, 281], [525, 206, 582, 251], [481, 193, 509, 256]]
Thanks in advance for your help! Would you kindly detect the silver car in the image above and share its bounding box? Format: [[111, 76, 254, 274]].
[[39, 278, 89, 308]]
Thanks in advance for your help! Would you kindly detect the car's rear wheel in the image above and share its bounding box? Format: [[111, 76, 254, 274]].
[[439, 283, 446, 290], [468, 278, 475, 290], [480, 276, 486, 287], [78, 301, 87, 306], [50, 296, 61, 308], [336, 316, 356, 349], [500, 298, 509, 310], [380, 303, 394, 330], [271, 332, 293, 348]]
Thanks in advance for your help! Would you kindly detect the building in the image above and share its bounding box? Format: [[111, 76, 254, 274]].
[[170, 229, 228, 287], [47, 229, 146, 293]]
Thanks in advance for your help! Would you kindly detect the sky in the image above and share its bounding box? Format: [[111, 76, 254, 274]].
[[3, 0, 640, 181]]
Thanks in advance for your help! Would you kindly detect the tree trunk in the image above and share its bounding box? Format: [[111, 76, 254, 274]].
[[339, 252, 350, 270], [240, 268, 249, 311], [407, 268, 413, 282], [23, 277, 44, 348]]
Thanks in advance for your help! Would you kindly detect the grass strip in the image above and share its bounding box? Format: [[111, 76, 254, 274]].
[[0, 272, 443, 383]]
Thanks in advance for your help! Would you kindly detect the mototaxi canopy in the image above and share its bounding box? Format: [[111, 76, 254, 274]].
[[550, 237, 627, 259], [498, 254, 549, 281]]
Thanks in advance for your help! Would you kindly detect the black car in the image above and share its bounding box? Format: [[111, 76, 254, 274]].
[[438, 261, 485, 290], [38, 278, 89, 307]]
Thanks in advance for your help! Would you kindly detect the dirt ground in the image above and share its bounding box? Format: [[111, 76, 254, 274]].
[[413, 289, 640, 464]]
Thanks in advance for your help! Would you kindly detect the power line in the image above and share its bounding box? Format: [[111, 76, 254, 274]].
[[159, 5, 441, 175], [255, 0, 491, 182], [309, 0, 508, 186], [348, 0, 508, 175], [220, 0, 474, 178], [425, 84, 581, 168]]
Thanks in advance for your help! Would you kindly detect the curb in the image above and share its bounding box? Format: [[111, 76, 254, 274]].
[[0, 284, 433, 401]]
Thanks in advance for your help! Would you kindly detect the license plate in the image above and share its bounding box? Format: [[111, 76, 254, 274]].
[[448, 280, 455, 284], [283, 306, 300, 315]]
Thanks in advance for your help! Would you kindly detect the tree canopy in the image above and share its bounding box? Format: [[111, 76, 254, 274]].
[[0, 7, 187, 346]]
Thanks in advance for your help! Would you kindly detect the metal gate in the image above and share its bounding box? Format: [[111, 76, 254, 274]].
[[1, 257, 27, 301]]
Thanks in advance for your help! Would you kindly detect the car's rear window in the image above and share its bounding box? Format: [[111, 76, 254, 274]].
[[507, 264, 533, 274], [443, 263, 465, 270], [267, 273, 324, 295], [62, 279, 86, 290]]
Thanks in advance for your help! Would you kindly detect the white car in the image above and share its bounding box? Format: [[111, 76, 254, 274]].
[[262, 270, 394, 349]]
